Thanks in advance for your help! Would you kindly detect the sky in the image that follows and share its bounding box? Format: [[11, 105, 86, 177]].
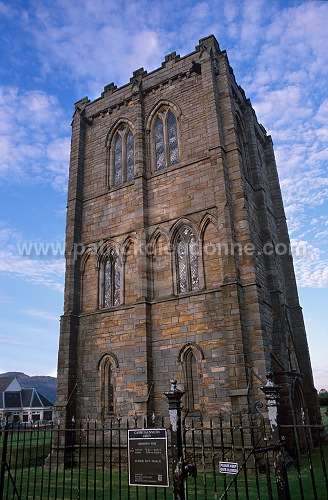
[[0, 0, 327, 390]]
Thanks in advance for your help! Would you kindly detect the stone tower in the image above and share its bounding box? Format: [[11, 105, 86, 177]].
[[56, 35, 318, 427]]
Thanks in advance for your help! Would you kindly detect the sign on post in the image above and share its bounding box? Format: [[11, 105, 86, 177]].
[[128, 429, 169, 487], [219, 461, 239, 474]]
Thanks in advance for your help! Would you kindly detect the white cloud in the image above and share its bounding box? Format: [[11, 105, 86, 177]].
[[0, 1, 16, 18], [0, 0, 326, 297], [0, 224, 23, 245], [281, 169, 328, 208], [289, 237, 328, 288], [314, 230, 328, 242], [234, 1, 328, 244], [295, 261, 328, 288], [315, 99, 328, 124], [218, 3, 328, 286], [18, 0, 166, 97], [223, 2, 238, 24], [293, 256, 328, 289], [291, 239, 322, 262], [22, 309, 60, 321], [0, 86, 70, 190], [0, 221, 65, 291], [0, 249, 65, 291], [253, 85, 313, 129], [0, 334, 26, 345]]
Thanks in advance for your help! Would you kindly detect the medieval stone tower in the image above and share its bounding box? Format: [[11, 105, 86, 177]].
[[56, 35, 318, 427]]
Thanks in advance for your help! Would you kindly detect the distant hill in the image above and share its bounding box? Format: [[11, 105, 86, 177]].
[[0, 372, 57, 404]]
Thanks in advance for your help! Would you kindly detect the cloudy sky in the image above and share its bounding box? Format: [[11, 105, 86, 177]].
[[0, 0, 327, 389]]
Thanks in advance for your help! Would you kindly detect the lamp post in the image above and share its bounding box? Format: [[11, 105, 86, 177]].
[[164, 378, 185, 500], [261, 372, 291, 500]]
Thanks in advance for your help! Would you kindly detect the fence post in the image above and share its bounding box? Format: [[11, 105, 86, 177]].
[[0, 412, 11, 500], [261, 372, 291, 500], [164, 378, 185, 500], [0, 419, 8, 500]]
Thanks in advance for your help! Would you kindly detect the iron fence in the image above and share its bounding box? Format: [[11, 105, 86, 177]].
[[0, 412, 327, 500]]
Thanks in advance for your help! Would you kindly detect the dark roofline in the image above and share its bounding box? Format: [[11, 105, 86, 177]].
[[0, 388, 54, 409], [0, 376, 16, 394]]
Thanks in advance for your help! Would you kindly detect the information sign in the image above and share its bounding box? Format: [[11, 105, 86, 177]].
[[219, 461, 239, 474], [128, 429, 169, 487]]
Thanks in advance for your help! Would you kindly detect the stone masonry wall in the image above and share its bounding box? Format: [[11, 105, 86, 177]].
[[56, 35, 318, 427]]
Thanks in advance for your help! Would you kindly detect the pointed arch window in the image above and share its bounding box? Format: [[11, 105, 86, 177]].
[[101, 250, 121, 308], [112, 126, 134, 186], [106, 363, 114, 413], [176, 228, 200, 293], [99, 355, 117, 415], [185, 350, 199, 410], [126, 130, 135, 181], [154, 109, 179, 170]]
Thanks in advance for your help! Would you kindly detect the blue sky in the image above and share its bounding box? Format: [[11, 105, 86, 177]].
[[0, 0, 327, 389]]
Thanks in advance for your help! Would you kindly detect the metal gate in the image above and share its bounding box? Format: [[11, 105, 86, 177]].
[[1, 379, 327, 499]]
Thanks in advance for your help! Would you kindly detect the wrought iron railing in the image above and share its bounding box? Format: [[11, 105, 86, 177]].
[[0, 412, 327, 500]]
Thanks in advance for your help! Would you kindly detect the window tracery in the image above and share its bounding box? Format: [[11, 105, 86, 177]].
[[112, 125, 134, 186], [106, 363, 114, 413], [126, 131, 134, 181], [102, 250, 121, 308], [185, 349, 199, 410], [176, 228, 200, 293], [154, 109, 179, 170], [99, 354, 117, 415], [114, 134, 123, 185]]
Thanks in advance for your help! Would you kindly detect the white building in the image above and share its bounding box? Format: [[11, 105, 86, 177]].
[[0, 377, 54, 425]]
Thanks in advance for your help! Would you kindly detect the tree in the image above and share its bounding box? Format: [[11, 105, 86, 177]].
[[318, 389, 328, 407]]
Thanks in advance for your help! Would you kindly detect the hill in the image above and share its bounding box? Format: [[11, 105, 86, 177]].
[[0, 372, 57, 404]]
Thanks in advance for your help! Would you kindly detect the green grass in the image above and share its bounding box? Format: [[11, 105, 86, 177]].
[[2, 447, 327, 499], [0, 429, 53, 468], [2, 456, 328, 500], [1, 431, 327, 499], [2, 466, 172, 500], [320, 407, 328, 436], [285, 445, 328, 500]]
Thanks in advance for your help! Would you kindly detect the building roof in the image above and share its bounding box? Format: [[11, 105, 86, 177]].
[[4, 391, 22, 408], [0, 377, 54, 410], [38, 392, 53, 407], [0, 377, 15, 394], [21, 388, 33, 407]]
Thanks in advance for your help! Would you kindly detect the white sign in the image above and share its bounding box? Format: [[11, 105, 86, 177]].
[[128, 429, 169, 487], [219, 461, 239, 474]]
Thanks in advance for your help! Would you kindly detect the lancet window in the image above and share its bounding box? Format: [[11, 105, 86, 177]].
[[112, 126, 134, 186], [99, 355, 116, 415], [106, 363, 114, 413], [185, 349, 200, 410], [154, 109, 179, 170], [176, 228, 200, 293], [101, 250, 121, 308]]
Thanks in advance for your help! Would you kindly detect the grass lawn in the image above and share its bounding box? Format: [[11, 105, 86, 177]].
[[1, 446, 327, 499], [1, 428, 327, 499], [321, 406, 328, 435]]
